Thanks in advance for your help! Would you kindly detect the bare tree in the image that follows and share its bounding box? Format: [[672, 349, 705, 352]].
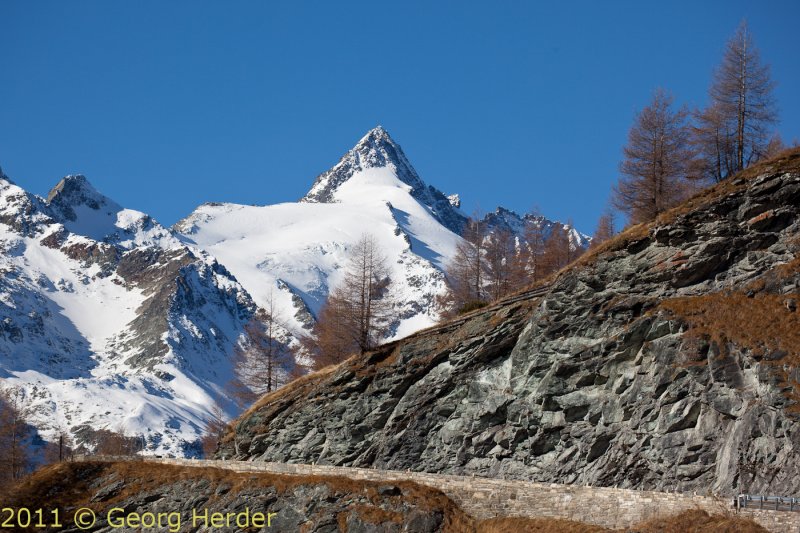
[[540, 224, 572, 276], [236, 294, 295, 395], [762, 133, 787, 159], [690, 102, 737, 183], [613, 88, 692, 223], [443, 218, 487, 313], [93, 428, 140, 456], [341, 234, 395, 354], [590, 211, 616, 248], [200, 402, 227, 458], [0, 386, 32, 481], [313, 234, 395, 362], [564, 219, 583, 264], [699, 21, 777, 176], [522, 213, 548, 283], [42, 430, 74, 464], [311, 295, 358, 369], [484, 228, 515, 300]]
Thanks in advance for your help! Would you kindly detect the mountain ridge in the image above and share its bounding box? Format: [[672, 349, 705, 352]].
[[1, 127, 592, 457]]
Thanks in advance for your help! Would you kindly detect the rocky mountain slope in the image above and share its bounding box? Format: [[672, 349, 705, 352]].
[[0, 172, 257, 455], [220, 149, 800, 496]]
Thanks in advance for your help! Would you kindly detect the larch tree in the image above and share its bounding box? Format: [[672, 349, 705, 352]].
[[234, 293, 295, 396], [311, 293, 359, 369], [483, 228, 516, 301], [42, 431, 74, 464], [762, 133, 788, 159], [564, 219, 583, 264], [691, 102, 737, 183], [522, 214, 548, 283], [92, 428, 141, 456], [200, 402, 227, 458], [710, 21, 777, 171], [314, 234, 395, 360], [443, 218, 487, 312], [613, 88, 692, 224], [590, 211, 616, 248], [0, 386, 32, 482], [540, 224, 572, 276]]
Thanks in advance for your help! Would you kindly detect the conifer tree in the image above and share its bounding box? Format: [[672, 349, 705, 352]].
[[694, 21, 777, 180], [313, 234, 395, 363], [613, 88, 692, 223], [443, 218, 487, 312], [0, 386, 31, 481], [591, 211, 616, 248]]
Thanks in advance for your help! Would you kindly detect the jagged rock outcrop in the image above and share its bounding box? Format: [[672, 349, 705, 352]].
[[221, 150, 800, 497]]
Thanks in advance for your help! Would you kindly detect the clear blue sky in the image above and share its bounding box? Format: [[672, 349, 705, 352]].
[[2, 1, 798, 233]]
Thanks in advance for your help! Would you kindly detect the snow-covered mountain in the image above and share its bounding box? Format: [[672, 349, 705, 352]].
[[0, 126, 589, 458], [482, 206, 591, 251], [176, 126, 464, 341], [0, 171, 256, 456]]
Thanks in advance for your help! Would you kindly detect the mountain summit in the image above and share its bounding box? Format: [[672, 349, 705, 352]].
[[302, 126, 466, 234], [177, 126, 467, 343]]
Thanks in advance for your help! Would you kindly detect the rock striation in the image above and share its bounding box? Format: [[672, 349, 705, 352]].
[[221, 150, 800, 497]]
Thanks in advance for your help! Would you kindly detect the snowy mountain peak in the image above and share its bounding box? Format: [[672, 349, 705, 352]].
[[356, 124, 390, 145], [46, 174, 121, 218], [301, 127, 466, 234], [43, 174, 179, 248], [302, 126, 419, 202]]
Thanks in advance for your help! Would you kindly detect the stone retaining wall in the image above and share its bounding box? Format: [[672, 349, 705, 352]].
[[77, 456, 800, 532]]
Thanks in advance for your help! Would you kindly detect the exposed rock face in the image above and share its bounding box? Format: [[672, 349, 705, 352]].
[[222, 151, 800, 497]]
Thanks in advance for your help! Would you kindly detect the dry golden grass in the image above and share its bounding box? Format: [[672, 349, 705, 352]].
[[660, 291, 800, 362], [478, 516, 610, 532], [628, 509, 769, 533], [660, 285, 800, 412]]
